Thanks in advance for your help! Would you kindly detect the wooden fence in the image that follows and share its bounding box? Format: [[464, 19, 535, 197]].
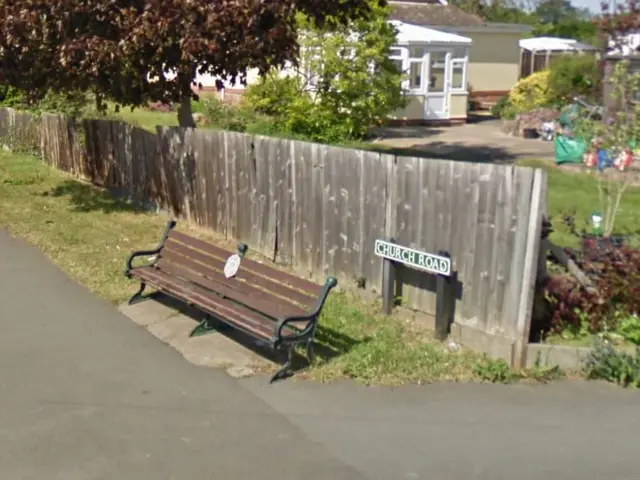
[[0, 108, 547, 366]]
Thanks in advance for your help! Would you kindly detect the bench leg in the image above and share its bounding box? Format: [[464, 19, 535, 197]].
[[270, 345, 294, 384], [189, 316, 216, 338], [128, 282, 147, 305], [306, 339, 315, 365]]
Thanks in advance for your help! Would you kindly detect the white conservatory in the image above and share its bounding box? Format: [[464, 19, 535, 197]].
[[389, 21, 472, 123]]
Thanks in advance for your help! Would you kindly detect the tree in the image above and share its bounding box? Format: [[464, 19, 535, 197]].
[[245, 5, 406, 142], [534, 0, 578, 24], [0, 0, 381, 127], [597, 0, 640, 53]]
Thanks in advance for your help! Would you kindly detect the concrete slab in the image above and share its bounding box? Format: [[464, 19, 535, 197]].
[[372, 119, 555, 163], [118, 295, 273, 376]]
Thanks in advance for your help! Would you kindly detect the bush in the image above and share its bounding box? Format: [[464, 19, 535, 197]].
[[244, 73, 382, 144], [36, 90, 89, 118], [0, 87, 88, 118], [548, 54, 600, 104], [508, 70, 552, 113], [543, 244, 640, 338], [584, 340, 640, 388], [238, 4, 406, 144], [0, 86, 28, 109], [244, 72, 302, 119], [491, 95, 516, 119]]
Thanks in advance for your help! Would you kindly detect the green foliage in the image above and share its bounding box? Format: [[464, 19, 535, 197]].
[[533, 19, 598, 45], [35, 90, 89, 118], [0, 0, 379, 128], [244, 4, 406, 143], [472, 354, 563, 384], [0, 86, 28, 109], [508, 70, 552, 113], [473, 356, 515, 383], [491, 95, 516, 119], [198, 97, 282, 136], [584, 340, 640, 388], [618, 315, 640, 345], [548, 55, 600, 104], [0, 87, 88, 118]]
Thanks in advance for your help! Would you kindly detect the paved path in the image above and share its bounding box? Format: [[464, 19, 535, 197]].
[[372, 119, 556, 163], [1, 229, 639, 480]]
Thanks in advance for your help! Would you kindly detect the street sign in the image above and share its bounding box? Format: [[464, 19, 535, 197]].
[[374, 239, 451, 277]]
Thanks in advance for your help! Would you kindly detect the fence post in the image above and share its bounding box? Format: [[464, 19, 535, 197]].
[[381, 238, 397, 315], [435, 251, 454, 341], [513, 169, 546, 368]]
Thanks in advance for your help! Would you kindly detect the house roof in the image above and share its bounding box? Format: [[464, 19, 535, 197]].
[[392, 20, 472, 45], [389, 0, 484, 28], [520, 36, 598, 52]]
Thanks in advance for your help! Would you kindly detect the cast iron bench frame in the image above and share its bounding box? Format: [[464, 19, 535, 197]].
[[124, 220, 337, 383]]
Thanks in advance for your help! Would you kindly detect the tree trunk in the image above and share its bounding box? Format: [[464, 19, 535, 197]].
[[177, 97, 196, 128]]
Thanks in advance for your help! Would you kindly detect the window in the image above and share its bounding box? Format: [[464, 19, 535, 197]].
[[429, 52, 446, 93], [451, 60, 465, 90], [409, 61, 423, 90], [410, 46, 426, 59], [389, 48, 403, 57], [452, 47, 467, 60], [391, 59, 404, 74]]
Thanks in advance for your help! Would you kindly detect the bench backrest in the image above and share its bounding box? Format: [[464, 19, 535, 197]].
[[156, 230, 323, 319]]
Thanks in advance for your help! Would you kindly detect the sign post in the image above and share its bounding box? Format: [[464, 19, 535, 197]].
[[375, 239, 455, 340]]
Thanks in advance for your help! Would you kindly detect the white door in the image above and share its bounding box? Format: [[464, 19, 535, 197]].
[[424, 50, 450, 120]]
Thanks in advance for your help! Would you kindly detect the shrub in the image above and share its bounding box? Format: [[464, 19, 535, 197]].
[[584, 340, 640, 388], [244, 72, 302, 119], [548, 54, 600, 104], [0, 87, 88, 118], [0, 86, 28, 109], [36, 90, 89, 118], [491, 95, 517, 119], [508, 70, 552, 113], [543, 244, 640, 337], [240, 4, 406, 144]]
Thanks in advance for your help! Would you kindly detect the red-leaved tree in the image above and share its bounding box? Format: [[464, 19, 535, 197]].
[[597, 0, 640, 53], [0, 0, 381, 126]]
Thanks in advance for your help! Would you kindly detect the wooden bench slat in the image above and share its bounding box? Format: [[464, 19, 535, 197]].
[[156, 254, 307, 320], [162, 238, 318, 309], [133, 267, 295, 340], [168, 230, 324, 297]]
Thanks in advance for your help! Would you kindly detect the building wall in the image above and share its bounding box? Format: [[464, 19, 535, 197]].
[[457, 31, 522, 97], [450, 93, 468, 118], [391, 95, 425, 120]]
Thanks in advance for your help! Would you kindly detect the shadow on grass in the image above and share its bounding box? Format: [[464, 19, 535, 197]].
[[41, 179, 153, 214], [145, 292, 368, 376]]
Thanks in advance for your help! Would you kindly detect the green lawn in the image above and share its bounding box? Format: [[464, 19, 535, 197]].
[[519, 159, 640, 248], [86, 104, 178, 132]]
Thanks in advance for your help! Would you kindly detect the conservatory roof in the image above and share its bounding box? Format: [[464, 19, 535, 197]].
[[391, 20, 472, 45], [519, 36, 598, 52]]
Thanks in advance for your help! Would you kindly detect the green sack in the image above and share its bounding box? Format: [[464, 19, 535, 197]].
[[555, 134, 586, 164]]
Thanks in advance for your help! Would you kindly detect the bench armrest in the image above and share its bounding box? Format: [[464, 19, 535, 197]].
[[124, 220, 176, 276], [273, 276, 338, 344]]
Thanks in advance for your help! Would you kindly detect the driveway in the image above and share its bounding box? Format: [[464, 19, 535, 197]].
[[1, 228, 639, 480], [372, 118, 555, 163]]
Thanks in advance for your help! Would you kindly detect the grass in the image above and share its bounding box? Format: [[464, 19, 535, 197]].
[[0, 150, 563, 385], [86, 104, 178, 132], [519, 159, 640, 249]]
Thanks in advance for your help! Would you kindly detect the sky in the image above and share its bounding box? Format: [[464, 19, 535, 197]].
[[573, 0, 609, 13]]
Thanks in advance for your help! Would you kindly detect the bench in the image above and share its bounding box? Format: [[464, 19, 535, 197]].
[[124, 220, 338, 383]]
